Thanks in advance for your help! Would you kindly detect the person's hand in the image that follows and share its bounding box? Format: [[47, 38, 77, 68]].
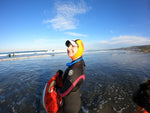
[[57, 70, 63, 76], [56, 70, 63, 88]]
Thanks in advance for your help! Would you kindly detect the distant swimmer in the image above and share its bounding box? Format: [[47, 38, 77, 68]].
[[133, 80, 150, 113], [13, 52, 15, 56], [9, 53, 13, 57], [57, 39, 86, 113], [8, 53, 15, 58]]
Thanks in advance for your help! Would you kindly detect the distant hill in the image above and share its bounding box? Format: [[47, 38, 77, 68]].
[[115, 45, 150, 53]]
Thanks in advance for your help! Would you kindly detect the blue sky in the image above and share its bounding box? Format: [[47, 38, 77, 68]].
[[0, 0, 150, 52]]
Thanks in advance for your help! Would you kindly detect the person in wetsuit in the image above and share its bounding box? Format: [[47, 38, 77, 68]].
[[133, 80, 150, 113], [58, 39, 85, 113]]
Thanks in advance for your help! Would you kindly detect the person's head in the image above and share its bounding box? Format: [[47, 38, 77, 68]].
[[65, 39, 84, 61]]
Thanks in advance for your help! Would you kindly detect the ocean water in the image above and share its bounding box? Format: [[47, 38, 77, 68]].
[[0, 50, 150, 113]]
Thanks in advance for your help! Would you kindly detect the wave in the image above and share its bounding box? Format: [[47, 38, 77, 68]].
[[0, 54, 8, 57], [0, 51, 66, 62]]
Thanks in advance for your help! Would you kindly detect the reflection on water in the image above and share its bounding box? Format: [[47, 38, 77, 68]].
[[0, 51, 150, 113]]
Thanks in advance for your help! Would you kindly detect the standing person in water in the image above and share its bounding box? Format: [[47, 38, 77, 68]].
[[133, 80, 150, 113], [57, 39, 85, 113]]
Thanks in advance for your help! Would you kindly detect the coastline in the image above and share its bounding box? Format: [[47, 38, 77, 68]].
[[0, 50, 119, 62], [1, 49, 147, 62], [0, 53, 67, 62]]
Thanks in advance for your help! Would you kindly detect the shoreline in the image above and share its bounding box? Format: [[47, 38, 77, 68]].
[[0, 53, 67, 62], [0, 50, 112, 62], [0, 50, 140, 62]]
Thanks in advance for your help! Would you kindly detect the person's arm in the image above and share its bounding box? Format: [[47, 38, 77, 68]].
[[135, 106, 144, 113]]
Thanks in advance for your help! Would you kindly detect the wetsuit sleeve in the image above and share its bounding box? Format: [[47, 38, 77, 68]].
[[132, 83, 150, 108], [58, 68, 85, 97], [132, 89, 145, 107]]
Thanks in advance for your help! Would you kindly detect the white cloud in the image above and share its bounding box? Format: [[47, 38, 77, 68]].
[[99, 36, 150, 46], [43, 0, 90, 31], [85, 36, 150, 50], [65, 32, 88, 37]]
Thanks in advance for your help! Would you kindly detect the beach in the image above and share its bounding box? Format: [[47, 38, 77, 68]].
[[0, 50, 150, 113]]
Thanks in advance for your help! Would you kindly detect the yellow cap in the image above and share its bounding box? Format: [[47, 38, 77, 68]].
[[70, 39, 84, 60]]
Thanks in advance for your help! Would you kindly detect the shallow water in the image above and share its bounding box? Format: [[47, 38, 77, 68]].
[[0, 50, 150, 113]]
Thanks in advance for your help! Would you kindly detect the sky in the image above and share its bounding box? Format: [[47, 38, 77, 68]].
[[0, 0, 150, 52]]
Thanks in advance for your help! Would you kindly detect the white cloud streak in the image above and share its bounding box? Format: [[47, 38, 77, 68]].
[[99, 36, 150, 46], [43, 0, 90, 31], [65, 32, 88, 37]]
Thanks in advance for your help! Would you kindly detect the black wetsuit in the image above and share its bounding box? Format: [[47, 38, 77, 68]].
[[133, 83, 150, 113], [59, 57, 85, 113]]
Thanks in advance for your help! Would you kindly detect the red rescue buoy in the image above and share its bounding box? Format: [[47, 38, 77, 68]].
[[43, 71, 63, 113]]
